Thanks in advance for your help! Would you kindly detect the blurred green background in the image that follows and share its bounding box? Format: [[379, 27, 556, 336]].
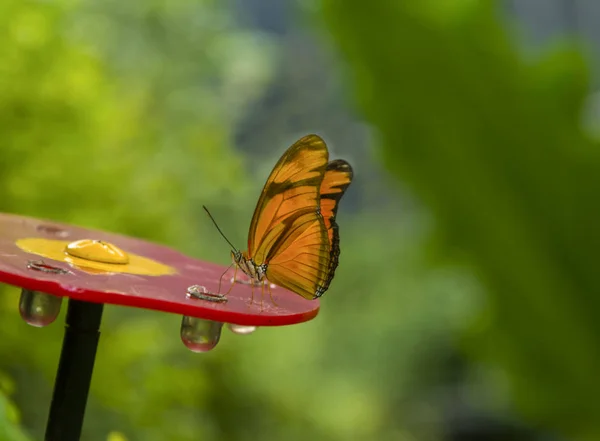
[[1, 0, 598, 440]]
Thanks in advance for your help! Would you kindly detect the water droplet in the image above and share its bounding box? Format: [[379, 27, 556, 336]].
[[180, 316, 223, 352], [19, 289, 62, 327], [227, 323, 258, 335]]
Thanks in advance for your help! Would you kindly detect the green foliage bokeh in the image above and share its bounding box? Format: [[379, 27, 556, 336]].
[[323, 0, 600, 440]]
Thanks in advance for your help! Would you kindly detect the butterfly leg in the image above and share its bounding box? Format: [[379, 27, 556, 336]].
[[267, 282, 278, 307], [260, 279, 265, 312], [248, 281, 256, 310], [224, 265, 238, 296], [217, 263, 233, 294]]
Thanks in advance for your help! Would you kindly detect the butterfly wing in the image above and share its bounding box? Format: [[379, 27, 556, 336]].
[[248, 134, 329, 265], [245, 135, 351, 300], [316, 159, 354, 296], [265, 208, 331, 299], [262, 159, 353, 300]]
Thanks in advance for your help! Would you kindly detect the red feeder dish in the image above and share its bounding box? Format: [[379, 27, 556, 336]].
[[0, 212, 320, 441]]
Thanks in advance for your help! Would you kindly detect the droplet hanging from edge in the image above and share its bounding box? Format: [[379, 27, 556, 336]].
[[19, 289, 62, 327], [180, 316, 223, 352], [227, 323, 258, 335]]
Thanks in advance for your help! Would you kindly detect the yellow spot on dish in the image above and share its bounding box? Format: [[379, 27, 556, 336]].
[[16, 238, 176, 276]]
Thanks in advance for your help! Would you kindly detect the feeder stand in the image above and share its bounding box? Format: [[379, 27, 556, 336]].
[[0, 213, 320, 441]]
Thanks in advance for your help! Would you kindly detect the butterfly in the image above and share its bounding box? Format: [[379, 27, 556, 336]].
[[205, 134, 353, 302]]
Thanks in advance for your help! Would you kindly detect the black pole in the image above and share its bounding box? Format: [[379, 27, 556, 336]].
[[45, 299, 104, 441]]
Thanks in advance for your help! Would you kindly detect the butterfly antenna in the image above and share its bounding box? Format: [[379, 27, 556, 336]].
[[203, 205, 238, 252]]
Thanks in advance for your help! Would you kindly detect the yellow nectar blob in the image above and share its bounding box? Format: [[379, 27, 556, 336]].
[[65, 239, 130, 264], [16, 238, 176, 276]]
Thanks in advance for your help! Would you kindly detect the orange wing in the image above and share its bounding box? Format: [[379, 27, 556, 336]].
[[316, 160, 353, 296], [265, 208, 331, 299], [247, 134, 329, 265]]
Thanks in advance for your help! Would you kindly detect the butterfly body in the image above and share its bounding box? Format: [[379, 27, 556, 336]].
[[231, 250, 266, 284], [231, 134, 353, 300]]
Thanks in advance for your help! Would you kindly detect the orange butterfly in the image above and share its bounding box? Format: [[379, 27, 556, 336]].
[[205, 134, 352, 301]]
